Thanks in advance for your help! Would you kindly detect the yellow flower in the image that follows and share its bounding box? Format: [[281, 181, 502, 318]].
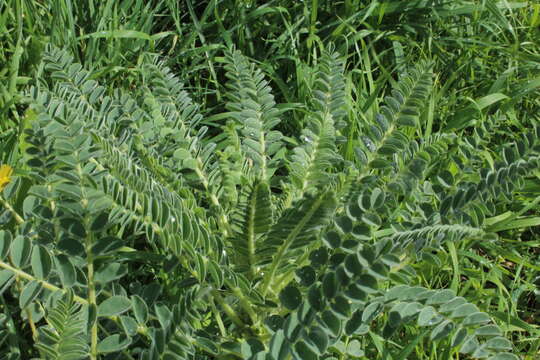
[[0, 165, 13, 191]]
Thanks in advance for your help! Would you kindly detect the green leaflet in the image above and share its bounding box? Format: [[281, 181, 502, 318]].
[[258, 190, 338, 294], [229, 180, 273, 277]]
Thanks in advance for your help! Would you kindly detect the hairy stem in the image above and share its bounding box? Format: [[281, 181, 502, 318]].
[[195, 161, 232, 237], [15, 278, 38, 339], [78, 161, 98, 359], [210, 299, 227, 337], [231, 286, 258, 327], [211, 289, 245, 329], [259, 194, 326, 297], [0, 259, 87, 303], [86, 240, 98, 359]]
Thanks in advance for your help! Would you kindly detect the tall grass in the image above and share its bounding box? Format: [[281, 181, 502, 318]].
[[0, 0, 539, 358]]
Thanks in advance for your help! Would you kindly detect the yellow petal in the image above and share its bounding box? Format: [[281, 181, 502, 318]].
[[0, 164, 13, 178], [0, 164, 13, 191]]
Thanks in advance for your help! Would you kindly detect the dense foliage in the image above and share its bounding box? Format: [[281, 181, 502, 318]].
[[1, 1, 539, 359]]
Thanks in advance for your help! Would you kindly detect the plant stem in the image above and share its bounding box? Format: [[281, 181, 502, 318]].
[[210, 298, 227, 337], [195, 162, 232, 237], [231, 286, 258, 326], [0, 259, 87, 303], [0, 194, 24, 224], [211, 289, 245, 329], [259, 193, 326, 297], [14, 278, 38, 339], [86, 242, 98, 360], [76, 160, 98, 359], [0, 260, 151, 344]]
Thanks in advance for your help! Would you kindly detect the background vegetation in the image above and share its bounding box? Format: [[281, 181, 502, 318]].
[[0, 0, 539, 359]]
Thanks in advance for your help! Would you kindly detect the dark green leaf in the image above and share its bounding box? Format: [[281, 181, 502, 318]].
[[119, 316, 138, 337], [57, 237, 85, 256], [19, 280, 43, 309], [362, 212, 381, 228], [426, 289, 455, 305], [323, 231, 341, 249], [11, 235, 31, 268], [488, 354, 519, 360], [417, 306, 442, 326], [474, 325, 502, 337], [335, 216, 353, 233], [279, 285, 302, 310], [95, 263, 127, 283], [97, 334, 132, 353], [55, 254, 76, 287], [265, 315, 284, 332], [195, 336, 218, 355], [462, 312, 491, 326], [362, 301, 383, 322], [345, 310, 364, 335], [91, 212, 110, 231], [295, 266, 316, 287], [346, 339, 364, 357], [430, 320, 454, 341], [155, 303, 172, 330], [439, 297, 467, 313], [351, 224, 371, 240], [331, 296, 351, 318], [460, 336, 480, 354], [451, 327, 468, 347], [307, 327, 328, 354], [357, 274, 378, 292], [308, 286, 325, 311], [98, 296, 131, 317], [269, 330, 288, 360], [344, 253, 363, 276], [369, 158, 391, 169], [322, 272, 337, 299], [344, 283, 367, 302], [451, 303, 478, 319], [0, 270, 15, 294], [321, 310, 341, 337], [31, 245, 52, 279], [0, 230, 12, 260], [370, 188, 385, 209], [294, 341, 317, 360], [284, 312, 301, 341], [484, 337, 512, 350], [309, 248, 328, 267], [92, 236, 124, 256]]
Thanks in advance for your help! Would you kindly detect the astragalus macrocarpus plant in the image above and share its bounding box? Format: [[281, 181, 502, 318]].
[[0, 44, 538, 360]]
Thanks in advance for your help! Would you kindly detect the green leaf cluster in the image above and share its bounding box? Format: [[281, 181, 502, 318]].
[[0, 42, 537, 360]]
